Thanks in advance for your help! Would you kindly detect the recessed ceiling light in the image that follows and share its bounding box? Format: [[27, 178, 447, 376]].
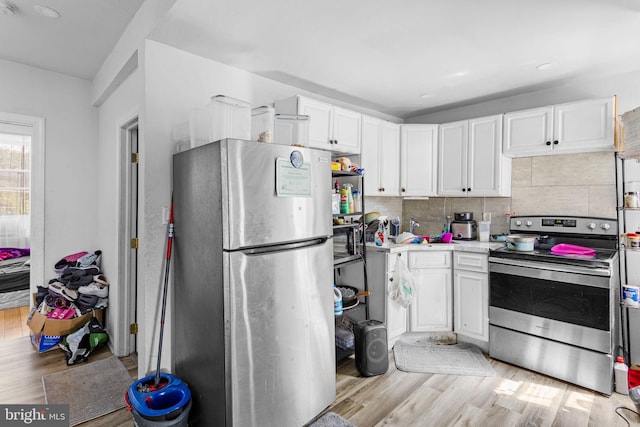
[[0, 0, 18, 15], [34, 5, 60, 18], [536, 62, 554, 71]]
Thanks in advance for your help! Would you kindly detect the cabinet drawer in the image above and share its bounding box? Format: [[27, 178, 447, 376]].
[[454, 251, 488, 273], [408, 251, 450, 269]]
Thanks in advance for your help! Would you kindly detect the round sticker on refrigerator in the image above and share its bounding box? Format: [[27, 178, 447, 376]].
[[290, 150, 304, 168]]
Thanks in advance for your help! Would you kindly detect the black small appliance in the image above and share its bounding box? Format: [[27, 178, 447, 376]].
[[353, 319, 388, 377]]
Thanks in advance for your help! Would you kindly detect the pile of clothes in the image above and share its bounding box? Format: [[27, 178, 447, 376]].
[[29, 250, 109, 364]]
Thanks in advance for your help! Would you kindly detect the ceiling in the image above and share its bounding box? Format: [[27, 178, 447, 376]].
[[3, 0, 640, 119], [0, 0, 144, 80]]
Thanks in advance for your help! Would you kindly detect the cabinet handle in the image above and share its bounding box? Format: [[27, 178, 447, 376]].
[[545, 141, 551, 146], [401, 188, 406, 192], [553, 140, 559, 145], [462, 188, 466, 192], [467, 187, 471, 192], [334, 139, 338, 145], [381, 187, 385, 192]]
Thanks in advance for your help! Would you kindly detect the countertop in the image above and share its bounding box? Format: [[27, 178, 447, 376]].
[[366, 239, 505, 254]]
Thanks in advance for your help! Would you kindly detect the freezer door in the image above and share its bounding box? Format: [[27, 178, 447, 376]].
[[226, 239, 335, 427], [222, 139, 332, 249]]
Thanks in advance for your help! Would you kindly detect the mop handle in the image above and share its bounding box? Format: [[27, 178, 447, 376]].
[[166, 200, 174, 260], [155, 198, 174, 386]]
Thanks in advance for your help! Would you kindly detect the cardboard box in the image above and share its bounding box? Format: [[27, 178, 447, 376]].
[[28, 308, 104, 353]]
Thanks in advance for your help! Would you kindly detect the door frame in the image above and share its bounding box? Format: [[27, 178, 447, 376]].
[[116, 115, 139, 357], [0, 112, 44, 290]]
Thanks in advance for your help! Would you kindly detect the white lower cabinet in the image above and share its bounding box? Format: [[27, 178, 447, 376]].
[[367, 251, 407, 350], [453, 251, 489, 342], [408, 251, 452, 332]]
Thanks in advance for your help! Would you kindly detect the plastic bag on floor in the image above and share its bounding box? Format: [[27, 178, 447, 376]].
[[59, 317, 108, 365], [389, 256, 415, 308]]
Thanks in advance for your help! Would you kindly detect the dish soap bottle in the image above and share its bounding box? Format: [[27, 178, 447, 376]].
[[375, 222, 385, 246]]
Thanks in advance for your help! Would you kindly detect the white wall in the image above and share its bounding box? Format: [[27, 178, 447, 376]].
[[406, 69, 640, 124], [140, 40, 383, 374], [96, 67, 141, 357], [0, 58, 99, 287]]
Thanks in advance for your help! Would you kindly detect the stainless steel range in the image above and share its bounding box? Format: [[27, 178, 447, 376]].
[[489, 216, 620, 395]]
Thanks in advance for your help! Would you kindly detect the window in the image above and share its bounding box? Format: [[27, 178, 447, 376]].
[[0, 122, 31, 248]]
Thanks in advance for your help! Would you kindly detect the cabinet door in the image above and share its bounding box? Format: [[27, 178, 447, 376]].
[[409, 268, 452, 332], [438, 121, 468, 196], [361, 117, 399, 196], [380, 121, 400, 196], [361, 115, 383, 196], [400, 125, 438, 196], [297, 97, 333, 150], [453, 269, 488, 341], [332, 106, 361, 154], [385, 253, 407, 349], [503, 106, 553, 157], [468, 115, 504, 196], [553, 97, 615, 154]]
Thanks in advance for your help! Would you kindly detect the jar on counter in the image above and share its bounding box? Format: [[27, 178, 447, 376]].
[[628, 233, 640, 248], [625, 192, 640, 208]]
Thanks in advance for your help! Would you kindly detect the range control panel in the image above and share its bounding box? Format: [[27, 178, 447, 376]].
[[541, 218, 576, 227], [510, 216, 617, 236]]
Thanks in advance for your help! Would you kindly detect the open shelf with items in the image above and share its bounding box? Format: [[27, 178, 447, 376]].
[[332, 161, 369, 362], [616, 154, 640, 366]]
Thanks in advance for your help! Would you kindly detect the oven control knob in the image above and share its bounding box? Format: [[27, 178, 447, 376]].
[[515, 220, 522, 226], [601, 223, 611, 230], [587, 222, 597, 230], [526, 221, 532, 227]]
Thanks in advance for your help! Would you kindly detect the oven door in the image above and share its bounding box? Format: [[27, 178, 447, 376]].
[[488, 257, 614, 353]]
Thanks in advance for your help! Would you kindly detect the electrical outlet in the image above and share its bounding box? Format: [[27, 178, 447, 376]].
[[162, 206, 170, 224]]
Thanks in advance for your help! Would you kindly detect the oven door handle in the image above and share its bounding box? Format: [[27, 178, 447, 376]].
[[488, 256, 612, 277]]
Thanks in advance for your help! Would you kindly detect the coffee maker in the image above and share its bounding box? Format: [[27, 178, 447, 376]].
[[451, 212, 477, 240]]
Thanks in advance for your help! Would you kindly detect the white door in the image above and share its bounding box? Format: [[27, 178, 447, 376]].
[[454, 269, 488, 341], [409, 268, 452, 332], [298, 97, 333, 150], [380, 121, 400, 196], [553, 97, 615, 153], [332, 106, 361, 154], [400, 125, 438, 196], [503, 106, 553, 157], [468, 115, 503, 196], [361, 115, 383, 196], [438, 121, 468, 196]]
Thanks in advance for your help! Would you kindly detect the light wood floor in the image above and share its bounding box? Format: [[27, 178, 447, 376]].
[[2, 306, 640, 426]]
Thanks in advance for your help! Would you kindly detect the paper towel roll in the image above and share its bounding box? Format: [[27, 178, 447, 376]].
[[623, 285, 640, 309]]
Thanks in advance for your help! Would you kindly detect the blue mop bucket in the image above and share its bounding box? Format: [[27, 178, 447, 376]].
[[126, 373, 191, 424]]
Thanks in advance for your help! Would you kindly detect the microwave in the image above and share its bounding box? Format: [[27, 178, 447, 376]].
[[333, 225, 361, 264]]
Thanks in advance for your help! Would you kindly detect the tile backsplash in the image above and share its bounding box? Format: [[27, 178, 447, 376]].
[[390, 151, 617, 237]]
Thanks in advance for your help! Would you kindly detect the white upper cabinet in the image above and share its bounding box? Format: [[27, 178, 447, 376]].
[[274, 95, 361, 154], [503, 96, 615, 157], [438, 115, 510, 197], [400, 125, 438, 197], [361, 115, 400, 196]]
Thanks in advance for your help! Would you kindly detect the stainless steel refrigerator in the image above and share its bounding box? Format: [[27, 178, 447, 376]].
[[172, 138, 335, 426]]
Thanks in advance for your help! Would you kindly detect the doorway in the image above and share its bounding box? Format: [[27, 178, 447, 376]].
[[119, 117, 139, 356], [0, 113, 44, 294]]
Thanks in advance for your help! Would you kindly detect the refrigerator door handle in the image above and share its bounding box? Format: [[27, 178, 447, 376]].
[[239, 237, 331, 255]]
